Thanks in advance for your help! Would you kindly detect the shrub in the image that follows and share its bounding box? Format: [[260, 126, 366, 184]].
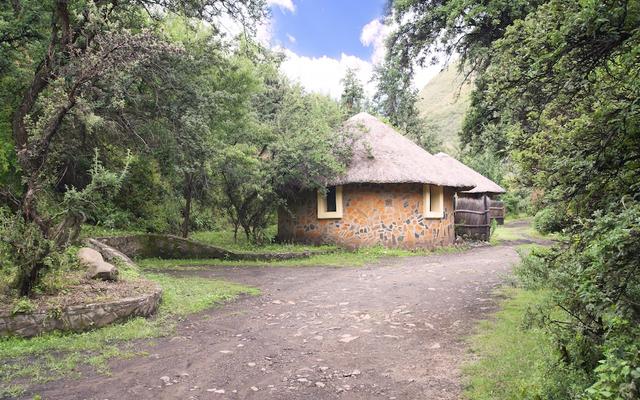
[[517, 202, 640, 398], [533, 206, 565, 234]]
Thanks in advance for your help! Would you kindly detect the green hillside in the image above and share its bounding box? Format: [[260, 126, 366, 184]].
[[417, 64, 473, 156]]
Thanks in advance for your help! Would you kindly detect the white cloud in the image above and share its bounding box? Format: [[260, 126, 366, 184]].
[[267, 0, 295, 13], [360, 18, 394, 65], [279, 49, 376, 99], [261, 12, 446, 100]]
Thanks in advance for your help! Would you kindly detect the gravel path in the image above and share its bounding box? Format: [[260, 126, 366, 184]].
[[29, 244, 520, 400]]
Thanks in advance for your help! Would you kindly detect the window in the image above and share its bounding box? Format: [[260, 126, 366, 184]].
[[423, 184, 444, 219], [317, 186, 343, 219]]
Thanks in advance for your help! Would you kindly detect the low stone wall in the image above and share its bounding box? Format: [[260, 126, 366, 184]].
[[93, 234, 331, 261], [0, 285, 162, 338]]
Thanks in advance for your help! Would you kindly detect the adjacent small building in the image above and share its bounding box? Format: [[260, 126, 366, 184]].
[[434, 152, 507, 238], [433, 152, 506, 199], [277, 113, 476, 249]]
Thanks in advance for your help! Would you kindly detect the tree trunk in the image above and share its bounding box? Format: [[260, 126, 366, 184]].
[[181, 172, 193, 238], [18, 262, 44, 297]]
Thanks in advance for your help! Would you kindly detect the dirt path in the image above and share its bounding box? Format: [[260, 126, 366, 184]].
[[28, 245, 520, 400]]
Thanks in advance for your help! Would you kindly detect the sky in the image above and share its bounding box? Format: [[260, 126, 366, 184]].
[[262, 0, 442, 99]]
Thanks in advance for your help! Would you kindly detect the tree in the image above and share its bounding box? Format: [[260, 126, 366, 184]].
[[373, 54, 441, 152], [388, 0, 640, 396], [1, 0, 266, 294], [215, 46, 350, 243], [340, 68, 365, 115]]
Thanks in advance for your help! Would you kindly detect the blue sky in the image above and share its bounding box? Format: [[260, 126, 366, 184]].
[[262, 0, 440, 99], [270, 0, 388, 60]]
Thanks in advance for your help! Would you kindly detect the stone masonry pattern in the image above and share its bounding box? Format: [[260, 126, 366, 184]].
[[278, 183, 455, 249]]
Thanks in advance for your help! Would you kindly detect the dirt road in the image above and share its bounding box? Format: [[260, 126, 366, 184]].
[[29, 245, 520, 400]]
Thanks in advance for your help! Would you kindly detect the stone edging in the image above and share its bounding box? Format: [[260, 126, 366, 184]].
[[1, 240, 162, 338], [0, 284, 162, 338]]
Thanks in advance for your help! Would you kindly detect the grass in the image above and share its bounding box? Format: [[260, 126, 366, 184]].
[[190, 229, 337, 254], [80, 224, 143, 239], [137, 243, 469, 271], [0, 272, 259, 397], [464, 288, 561, 399], [490, 218, 557, 245]]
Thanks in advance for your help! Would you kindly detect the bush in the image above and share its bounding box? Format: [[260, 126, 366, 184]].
[[0, 211, 80, 297], [533, 206, 565, 234], [501, 190, 531, 216], [516, 202, 640, 398]]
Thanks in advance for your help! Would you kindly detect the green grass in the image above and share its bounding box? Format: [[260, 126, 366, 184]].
[[137, 244, 468, 271], [490, 218, 556, 245], [464, 288, 560, 399], [80, 224, 143, 238], [190, 229, 337, 254], [0, 272, 258, 396]]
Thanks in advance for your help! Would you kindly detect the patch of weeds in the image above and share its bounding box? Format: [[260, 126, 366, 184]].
[[138, 244, 468, 271], [463, 288, 567, 399], [0, 273, 258, 394], [0, 384, 25, 399], [79, 224, 142, 239], [190, 227, 336, 254], [11, 298, 36, 315]]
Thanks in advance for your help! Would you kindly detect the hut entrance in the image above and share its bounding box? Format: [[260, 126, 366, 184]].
[[454, 195, 505, 241]]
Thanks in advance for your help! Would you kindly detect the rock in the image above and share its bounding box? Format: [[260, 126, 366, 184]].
[[250, 386, 259, 391], [160, 376, 171, 385], [86, 260, 119, 281], [78, 247, 118, 281], [338, 334, 359, 343], [315, 382, 326, 388], [343, 369, 361, 377]]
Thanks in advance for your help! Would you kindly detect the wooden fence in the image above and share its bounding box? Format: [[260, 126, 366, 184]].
[[489, 199, 505, 225], [454, 196, 490, 241], [454, 196, 506, 241]]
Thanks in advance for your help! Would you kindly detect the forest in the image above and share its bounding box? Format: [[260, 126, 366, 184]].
[[1, 0, 639, 399]]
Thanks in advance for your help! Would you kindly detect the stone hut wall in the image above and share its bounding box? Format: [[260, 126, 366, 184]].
[[277, 183, 455, 249]]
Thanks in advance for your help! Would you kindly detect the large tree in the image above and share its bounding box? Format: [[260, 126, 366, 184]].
[[1, 0, 266, 294], [388, 0, 640, 397]]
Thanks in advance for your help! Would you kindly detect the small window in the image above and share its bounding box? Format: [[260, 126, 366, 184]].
[[423, 184, 444, 219], [326, 186, 337, 212], [317, 186, 343, 219]]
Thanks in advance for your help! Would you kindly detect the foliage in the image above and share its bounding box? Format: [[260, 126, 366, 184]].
[[464, 288, 587, 400], [388, 0, 547, 75], [394, 0, 640, 396], [533, 206, 565, 235], [373, 53, 442, 152], [340, 67, 365, 115], [518, 204, 640, 398]]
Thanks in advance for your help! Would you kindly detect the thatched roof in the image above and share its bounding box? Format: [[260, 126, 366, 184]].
[[434, 152, 506, 194], [329, 113, 476, 189]]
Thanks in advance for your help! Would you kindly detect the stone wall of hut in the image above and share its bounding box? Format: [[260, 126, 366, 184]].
[[277, 183, 455, 249]]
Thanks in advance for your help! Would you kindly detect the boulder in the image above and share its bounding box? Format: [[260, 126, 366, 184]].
[[78, 247, 119, 281]]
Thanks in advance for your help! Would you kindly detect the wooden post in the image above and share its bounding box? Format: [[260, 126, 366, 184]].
[[483, 194, 489, 241]]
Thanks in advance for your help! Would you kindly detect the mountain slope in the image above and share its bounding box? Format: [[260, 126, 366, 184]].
[[417, 65, 473, 156]]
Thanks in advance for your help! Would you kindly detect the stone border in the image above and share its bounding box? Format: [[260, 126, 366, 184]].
[[0, 285, 162, 338], [1, 241, 162, 338], [91, 234, 334, 262]]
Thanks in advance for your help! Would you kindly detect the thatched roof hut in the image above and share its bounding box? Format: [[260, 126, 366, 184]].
[[330, 113, 476, 190], [277, 113, 480, 249], [434, 152, 505, 195]]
